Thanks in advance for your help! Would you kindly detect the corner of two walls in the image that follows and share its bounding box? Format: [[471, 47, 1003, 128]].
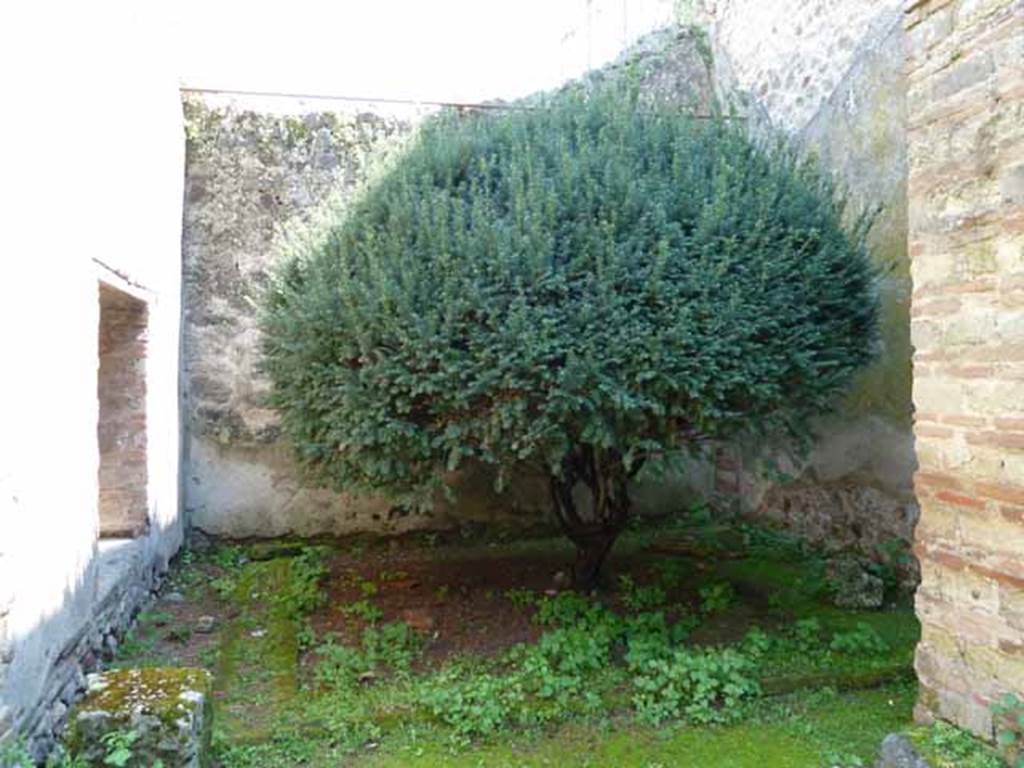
[[178, 24, 721, 539], [179, 2, 917, 556], [701, 0, 918, 564]]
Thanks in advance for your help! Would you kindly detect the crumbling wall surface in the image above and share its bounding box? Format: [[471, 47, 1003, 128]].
[[703, 0, 918, 560], [180, 97, 430, 537], [181, 98, 563, 536], [906, 0, 1024, 737], [706, 0, 904, 132]]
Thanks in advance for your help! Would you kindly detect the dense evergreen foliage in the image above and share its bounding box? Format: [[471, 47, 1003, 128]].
[[261, 85, 879, 585]]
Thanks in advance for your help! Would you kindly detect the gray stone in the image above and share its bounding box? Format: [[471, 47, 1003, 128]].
[[163, 591, 186, 603], [49, 700, 68, 730], [59, 666, 87, 705], [875, 733, 931, 768], [828, 555, 886, 609], [188, 529, 213, 553], [195, 615, 216, 634], [69, 668, 212, 768]]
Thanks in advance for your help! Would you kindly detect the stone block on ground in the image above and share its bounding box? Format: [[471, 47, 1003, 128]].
[[67, 667, 212, 767], [827, 554, 885, 609], [874, 733, 931, 767]]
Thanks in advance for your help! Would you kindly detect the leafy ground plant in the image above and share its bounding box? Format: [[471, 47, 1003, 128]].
[[921, 721, 1005, 768], [994, 693, 1024, 768], [631, 646, 761, 725], [89, 518, 923, 767]]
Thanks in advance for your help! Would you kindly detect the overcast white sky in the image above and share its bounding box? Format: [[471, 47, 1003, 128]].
[[169, 0, 676, 104]]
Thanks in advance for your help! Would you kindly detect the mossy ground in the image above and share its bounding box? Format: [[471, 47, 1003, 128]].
[[104, 514, 944, 767], [361, 683, 917, 767], [213, 557, 299, 742]]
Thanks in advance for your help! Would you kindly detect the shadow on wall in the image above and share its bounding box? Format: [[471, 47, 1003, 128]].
[[185, 438, 713, 541]]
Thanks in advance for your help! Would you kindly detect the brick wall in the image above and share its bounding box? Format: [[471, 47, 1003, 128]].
[[97, 284, 149, 537], [906, 0, 1024, 735]]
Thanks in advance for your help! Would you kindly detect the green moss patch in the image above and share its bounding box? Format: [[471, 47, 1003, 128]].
[[75, 667, 211, 724], [213, 557, 302, 742]]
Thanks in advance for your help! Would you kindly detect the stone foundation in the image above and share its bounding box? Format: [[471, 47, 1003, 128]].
[[14, 541, 168, 762]]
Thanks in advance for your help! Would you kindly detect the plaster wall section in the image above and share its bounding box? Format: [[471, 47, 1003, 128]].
[[0, 2, 185, 759], [905, 0, 1024, 737], [180, 97, 557, 537], [179, 97, 456, 538], [706, 0, 904, 132]]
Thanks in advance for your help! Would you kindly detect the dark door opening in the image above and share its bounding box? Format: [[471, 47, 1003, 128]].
[[97, 282, 149, 538]]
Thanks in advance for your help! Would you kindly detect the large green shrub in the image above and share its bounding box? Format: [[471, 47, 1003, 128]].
[[261, 85, 879, 587]]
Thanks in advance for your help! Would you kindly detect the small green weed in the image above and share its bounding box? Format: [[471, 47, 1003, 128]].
[[505, 588, 536, 608], [792, 618, 825, 653], [343, 599, 383, 624], [699, 582, 735, 615], [164, 626, 192, 644], [297, 619, 317, 651], [136, 610, 172, 626], [994, 693, 1024, 767], [829, 623, 889, 656], [631, 646, 760, 725], [533, 591, 605, 627], [273, 547, 328, 617], [926, 721, 1005, 768], [619, 575, 667, 611], [211, 575, 238, 600], [740, 627, 773, 657], [0, 739, 34, 767], [313, 622, 422, 689], [212, 545, 246, 570], [99, 730, 138, 768], [821, 749, 865, 767], [418, 668, 524, 741]]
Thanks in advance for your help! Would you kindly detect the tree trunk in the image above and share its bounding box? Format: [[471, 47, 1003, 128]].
[[571, 529, 620, 591], [549, 446, 634, 591]]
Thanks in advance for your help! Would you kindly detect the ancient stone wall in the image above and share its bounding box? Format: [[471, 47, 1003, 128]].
[[702, 0, 919, 564], [179, 31, 716, 539], [706, 0, 904, 131], [180, 4, 918, 565], [906, 0, 1024, 737]]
